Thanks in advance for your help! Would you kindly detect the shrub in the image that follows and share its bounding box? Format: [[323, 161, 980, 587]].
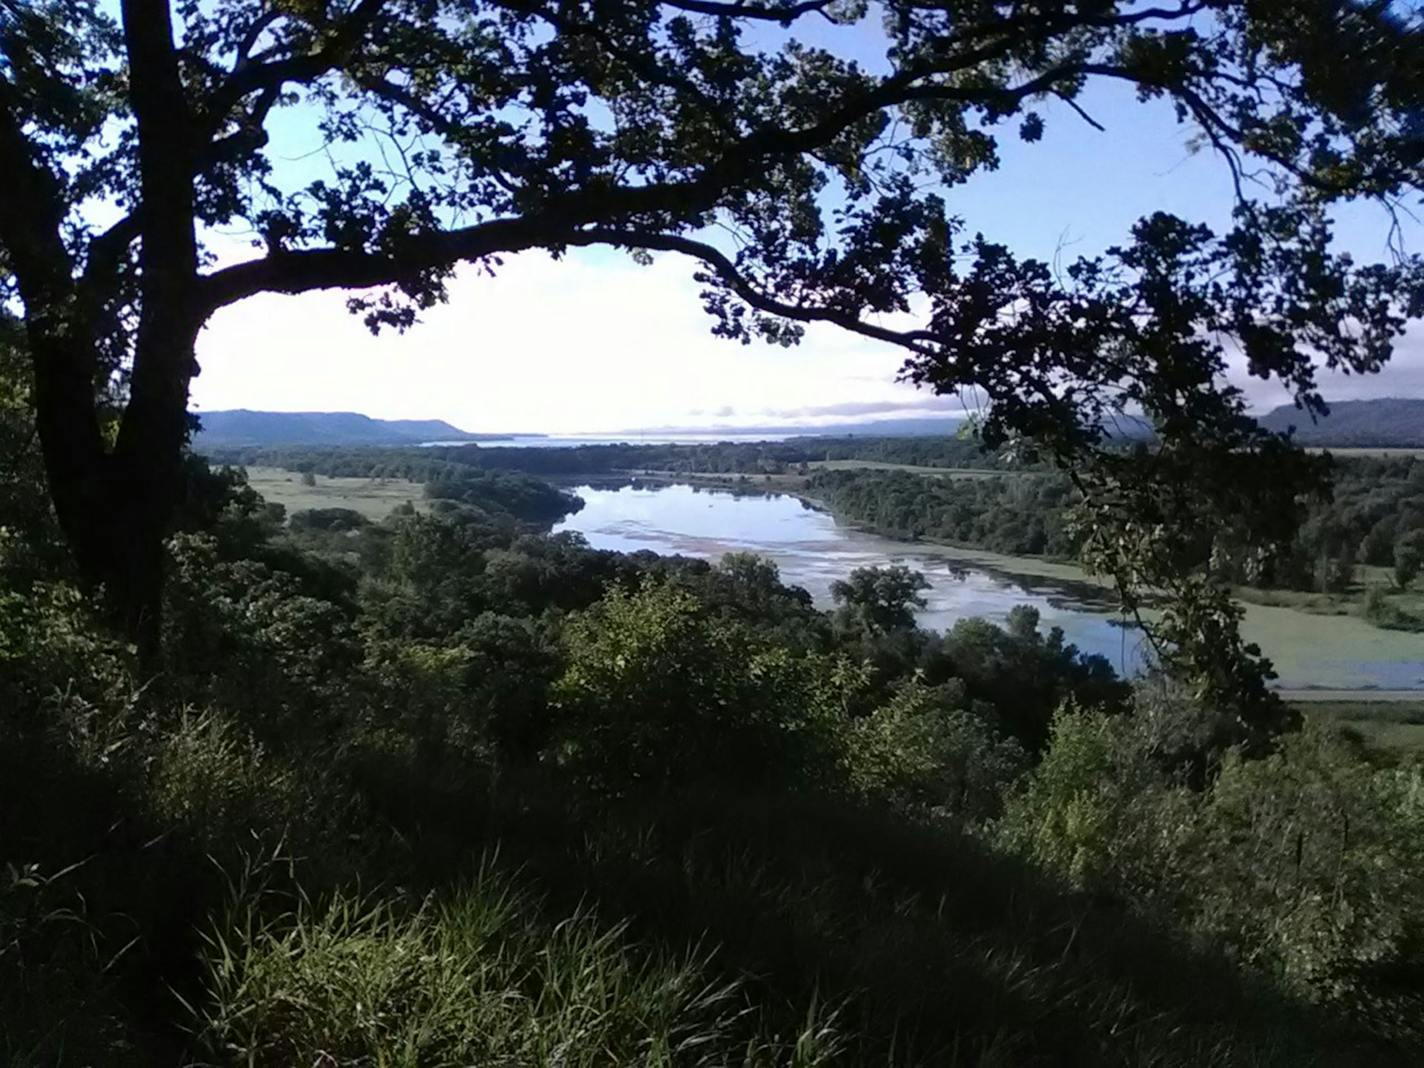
[[1188, 726, 1424, 1018], [552, 581, 856, 793], [0, 862, 138, 1066], [999, 704, 1424, 1039], [289, 506, 368, 531], [846, 679, 1027, 817], [995, 704, 1183, 889], [148, 711, 337, 865]]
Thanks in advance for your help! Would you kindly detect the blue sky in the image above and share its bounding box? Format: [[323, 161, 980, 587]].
[[190, 23, 1423, 434]]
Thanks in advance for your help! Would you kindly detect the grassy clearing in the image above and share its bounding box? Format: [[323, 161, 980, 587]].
[[1235, 586, 1358, 616], [244, 465, 425, 521], [808, 459, 1004, 478], [1308, 447, 1424, 458], [1299, 700, 1424, 753], [1237, 570, 1424, 625]]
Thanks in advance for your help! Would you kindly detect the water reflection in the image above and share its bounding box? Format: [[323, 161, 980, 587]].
[[553, 482, 1152, 677]]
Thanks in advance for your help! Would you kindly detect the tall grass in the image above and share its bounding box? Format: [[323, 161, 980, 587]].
[[188, 859, 844, 1067]]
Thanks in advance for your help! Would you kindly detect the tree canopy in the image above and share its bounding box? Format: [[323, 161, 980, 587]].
[[1, 0, 1421, 686]]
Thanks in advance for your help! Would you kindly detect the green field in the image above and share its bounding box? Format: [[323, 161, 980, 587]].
[[808, 459, 1004, 478], [1298, 699, 1424, 752], [1307, 447, 1424, 458], [245, 465, 425, 520]]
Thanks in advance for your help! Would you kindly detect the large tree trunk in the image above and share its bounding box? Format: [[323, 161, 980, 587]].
[[4, 2, 200, 659], [31, 325, 191, 661]]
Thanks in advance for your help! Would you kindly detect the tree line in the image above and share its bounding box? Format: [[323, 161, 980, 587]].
[[811, 458, 1424, 629], [204, 433, 1006, 478]]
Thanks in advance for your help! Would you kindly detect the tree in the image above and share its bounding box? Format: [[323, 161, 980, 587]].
[[1, 0, 1420, 668], [832, 564, 930, 635], [552, 580, 849, 791], [1395, 530, 1424, 590]]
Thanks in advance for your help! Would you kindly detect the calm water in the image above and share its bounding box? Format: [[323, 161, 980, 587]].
[[553, 482, 1150, 677], [552, 483, 1424, 690]]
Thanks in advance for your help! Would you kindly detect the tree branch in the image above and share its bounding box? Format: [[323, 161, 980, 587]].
[[660, 0, 837, 23], [575, 226, 943, 356], [197, 216, 946, 366], [194, 0, 387, 162], [0, 75, 86, 338]]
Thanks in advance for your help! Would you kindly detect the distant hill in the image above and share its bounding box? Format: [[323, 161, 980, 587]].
[[1257, 398, 1424, 448], [192, 409, 533, 447], [623, 416, 969, 439]]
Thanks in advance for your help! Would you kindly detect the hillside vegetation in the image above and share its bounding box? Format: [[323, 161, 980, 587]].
[[1258, 399, 1424, 449], [5, 0, 1424, 1063], [192, 409, 502, 447], [4, 448, 1424, 1065]]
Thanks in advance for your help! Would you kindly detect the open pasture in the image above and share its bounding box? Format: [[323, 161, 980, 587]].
[[1298, 699, 1424, 753], [244, 465, 425, 521]]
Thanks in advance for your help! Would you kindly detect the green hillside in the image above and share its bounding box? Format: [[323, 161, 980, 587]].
[[1258, 398, 1424, 448]]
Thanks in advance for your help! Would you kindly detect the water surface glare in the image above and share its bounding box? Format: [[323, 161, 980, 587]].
[[553, 483, 1150, 678], [553, 483, 1424, 691]]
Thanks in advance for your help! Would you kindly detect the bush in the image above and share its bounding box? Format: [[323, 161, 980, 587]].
[[995, 704, 1189, 890], [551, 581, 855, 793], [288, 506, 367, 531], [998, 705, 1424, 1040], [148, 711, 338, 865], [1189, 727, 1424, 1018], [1361, 585, 1424, 632], [846, 679, 1027, 817], [0, 860, 145, 1066]]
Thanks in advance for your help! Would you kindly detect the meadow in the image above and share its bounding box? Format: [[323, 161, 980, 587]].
[[244, 466, 426, 520], [1299, 699, 1424, 752]]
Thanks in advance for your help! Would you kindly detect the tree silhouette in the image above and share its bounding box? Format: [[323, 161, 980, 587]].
[[0, 0, 1420, 675]]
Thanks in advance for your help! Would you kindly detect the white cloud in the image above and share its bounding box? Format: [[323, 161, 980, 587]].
[[192, 248, 931, 434], [1230, 328, 1424, 414], [192, 245, 1424, 432]]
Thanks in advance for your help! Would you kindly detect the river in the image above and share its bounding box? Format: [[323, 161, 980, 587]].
[[551, 482, 1424, 693]]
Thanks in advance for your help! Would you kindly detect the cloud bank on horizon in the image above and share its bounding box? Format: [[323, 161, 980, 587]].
[[192, 245, 1423, 435]]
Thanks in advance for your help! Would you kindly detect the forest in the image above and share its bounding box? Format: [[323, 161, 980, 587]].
[[810, 458, 1424, 631], [205, 433, 1002, 479], [210, 438, 1424, 631]]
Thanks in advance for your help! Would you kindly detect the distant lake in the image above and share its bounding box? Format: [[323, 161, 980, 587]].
[[552, 482, 1424, 692]]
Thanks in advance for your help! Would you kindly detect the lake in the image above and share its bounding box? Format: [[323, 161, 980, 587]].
[[552, 482, 1424, 692]]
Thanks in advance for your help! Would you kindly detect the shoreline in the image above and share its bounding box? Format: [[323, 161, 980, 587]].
[[566, 472, 1424, 697]]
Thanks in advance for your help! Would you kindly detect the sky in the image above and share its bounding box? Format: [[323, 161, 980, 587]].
[[189, 28, 1424, 435]]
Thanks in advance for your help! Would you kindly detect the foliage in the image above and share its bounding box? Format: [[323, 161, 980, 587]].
[[552, 580, 855, 793], [846, 678, 1027, 818], [9, 93, 1424, 1049], [814, 467, 1077, 557], [831, 563, 931, 635], [5, 0, 1421, 660], [1395, 529, 1424, 589], [3, 407, 1424, 1061], [999, 706, 1424, 1042]]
